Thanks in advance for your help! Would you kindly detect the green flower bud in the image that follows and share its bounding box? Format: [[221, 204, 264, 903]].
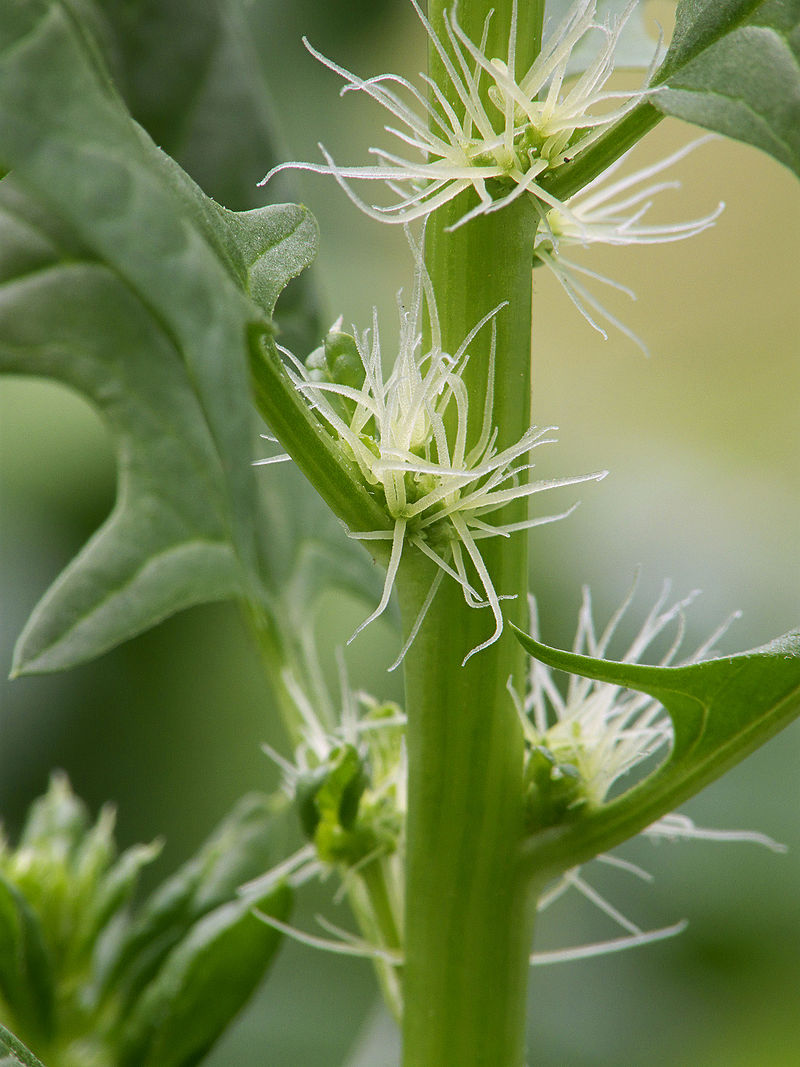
[[304, 326, 366, 427], [524, 746, 585, 833], [324, 330, 364, 391], [294, 765, 330, 841], [303, 345, 329, 383]]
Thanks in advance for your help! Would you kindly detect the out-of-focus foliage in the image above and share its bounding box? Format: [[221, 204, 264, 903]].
[[0, 775, 291, 1066]]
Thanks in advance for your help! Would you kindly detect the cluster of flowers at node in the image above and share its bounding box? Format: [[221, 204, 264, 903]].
[[262, 0, 724, 351], [254, 587, 785, 974], [513, 578, 742, 814], [262, 0, 658, 229], [508, 579, 785, 963], [273, 230, 604, 664], [255, 665, 407, 1017], [264, 667, 407, 872]]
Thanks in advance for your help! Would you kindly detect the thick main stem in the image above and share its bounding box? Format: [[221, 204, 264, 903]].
[[398, 199, 537, 1066], [398, 4, 543, 1059], [399, 570, 534, 1066]]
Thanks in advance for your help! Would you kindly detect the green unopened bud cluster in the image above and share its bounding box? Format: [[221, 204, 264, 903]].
[[274, 687, 406, 1018], [0, 775, 290, 1067], [305, 323, 365, 427], [305, 325, 363, 390], [523, 744, 587, 833], [289, 698, 406, 870]]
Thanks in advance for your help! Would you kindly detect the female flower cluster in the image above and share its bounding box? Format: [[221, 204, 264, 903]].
[[274, 230, 603, 662], [262, 0, 656, 228]]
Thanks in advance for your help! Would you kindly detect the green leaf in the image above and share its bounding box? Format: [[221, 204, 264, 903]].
[[91, 0, 270, 202], [0, 780, 289, 1059], [118, 883, 291, 1067], [652, 0, 800, 177], [93, 0, 323, 352], [76, 838, 163, 965], [0, 1026, 47, 1067], [0, 1, 318, 674], [512, 625, 800, 872], [0, 877, 54, 1044], [97, 793, 289, 1010], [544, 0, 800, 201]]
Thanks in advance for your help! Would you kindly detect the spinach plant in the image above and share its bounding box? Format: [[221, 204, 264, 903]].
[[1, 0, 798, 1064]]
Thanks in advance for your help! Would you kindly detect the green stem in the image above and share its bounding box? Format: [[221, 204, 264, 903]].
[[0, 1025, 47, 1067], [397, 5, 544, 1061], [360, 856, 403, 954], [244, 599, 311, 746], [349, 855, 405, 1021], [398, 551, 535, 1066], [248, 326, 390, 542], [541, 102, 663, 203]]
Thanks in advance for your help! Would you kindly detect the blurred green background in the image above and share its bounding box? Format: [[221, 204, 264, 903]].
[[1, 1, 798, 1064]]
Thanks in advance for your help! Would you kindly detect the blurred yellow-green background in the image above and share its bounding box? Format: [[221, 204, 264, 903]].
[[1, 1, 798, 1063]]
